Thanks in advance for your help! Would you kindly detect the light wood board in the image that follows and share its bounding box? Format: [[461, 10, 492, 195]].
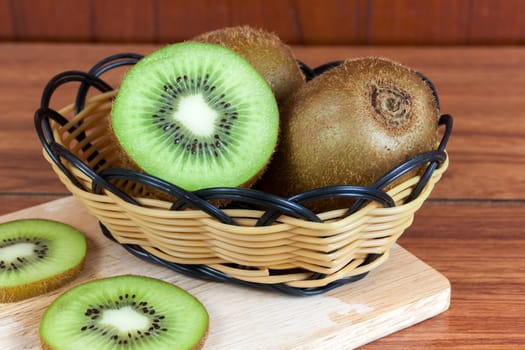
[[0, 196, 450, 349]]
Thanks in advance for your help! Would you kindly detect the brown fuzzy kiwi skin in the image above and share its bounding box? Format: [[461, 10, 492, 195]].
[[257, 57, 440, 212], [193, 25, 305, 104], [0, 257, 85, 303]]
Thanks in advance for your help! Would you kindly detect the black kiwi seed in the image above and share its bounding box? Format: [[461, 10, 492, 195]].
[[0, 236, 50, 271], [77, 298, 168, 344]]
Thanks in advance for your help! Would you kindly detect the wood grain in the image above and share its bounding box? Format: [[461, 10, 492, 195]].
[[0, 196, 451, 349], [0, 42, 524, 348], [362, 202, 525, 349], [366, 0, 471, 45], [1, 0, 525, 45], [0, 196, 61, 216], [91, 0, 157, 43], [0, 0, 12, 39], [8, 0, 91, 42], [467, 0, 525, 45]]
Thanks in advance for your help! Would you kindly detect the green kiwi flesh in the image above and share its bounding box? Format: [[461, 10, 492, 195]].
[[39, 275, 209, 350], [111, 41, 279, 192], [192, 25, 305, 103], [258, 57, 439, 211], [0, 219, 87, 303]]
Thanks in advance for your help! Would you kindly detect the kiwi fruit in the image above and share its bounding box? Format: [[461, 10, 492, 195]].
[[0, 219, 87, 303], [193, 25, 305, 103], [258, 57, 439, 211], [111, 41, 279, 193], [39, 275, 209, 350]]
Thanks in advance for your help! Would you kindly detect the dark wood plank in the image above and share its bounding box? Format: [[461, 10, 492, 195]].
[[468, 0, 525, 44], [9, 0, 91, 42], [367, 0, 471, 45], [91, 0, 156, 43], [155, 0, 231, 44], [0, 0, 13, 39], [225, 0, 300, 44], [292, 0, 368, 45], [2, 0, 525, 44], [362, 203, 525, 349], [155, 0, 300, 44]]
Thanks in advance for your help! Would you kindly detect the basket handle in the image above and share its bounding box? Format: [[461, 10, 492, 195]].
[[34, 107, 85, 190], [34, 52, 145, 192], [74, 53, 142, 114], [35, 70, 114, 191]]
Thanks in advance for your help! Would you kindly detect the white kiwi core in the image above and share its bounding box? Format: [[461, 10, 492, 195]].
[[173, 93, 218, 137], [0, 242, 35, 262], [99, 306, 150, 333]]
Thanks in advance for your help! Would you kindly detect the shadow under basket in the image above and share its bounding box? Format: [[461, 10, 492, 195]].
[[34, 53, 453, 296]]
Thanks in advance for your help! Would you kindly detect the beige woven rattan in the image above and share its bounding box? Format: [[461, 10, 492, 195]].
[[43, 90, 448, 289]]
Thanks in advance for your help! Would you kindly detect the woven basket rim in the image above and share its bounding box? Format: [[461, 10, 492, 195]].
[[34, 53, 452, 295]]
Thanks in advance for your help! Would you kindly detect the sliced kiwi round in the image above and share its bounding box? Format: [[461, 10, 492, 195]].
[[258, 57, 440, 211], [0, 219, 87, 303], [111, 41, 279, 192], [39, 275, 209, 350], [192, 25, 305, 103]]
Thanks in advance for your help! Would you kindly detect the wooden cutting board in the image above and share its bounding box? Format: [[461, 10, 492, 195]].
[[0, 196, 450, 349]]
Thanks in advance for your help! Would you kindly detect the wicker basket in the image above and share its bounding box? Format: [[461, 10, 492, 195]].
[[34, 53, 452, 295]]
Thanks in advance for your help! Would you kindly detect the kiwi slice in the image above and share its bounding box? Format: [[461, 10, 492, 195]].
[[111, 41, 279, 192], [0, 219, 87, 303], [192, 25, 305, 103], [258, 57, 439, 211], [39, 275, 209, 350]]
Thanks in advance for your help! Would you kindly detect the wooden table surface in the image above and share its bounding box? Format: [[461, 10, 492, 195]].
[[0, 43, 524, 348]]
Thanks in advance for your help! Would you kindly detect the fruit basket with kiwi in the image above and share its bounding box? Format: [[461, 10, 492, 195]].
[[34, 27, 452, 295]]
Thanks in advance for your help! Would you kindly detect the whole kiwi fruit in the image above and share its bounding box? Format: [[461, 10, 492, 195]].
[[193, 25, 305, 103], [257, 57, 440, 212]]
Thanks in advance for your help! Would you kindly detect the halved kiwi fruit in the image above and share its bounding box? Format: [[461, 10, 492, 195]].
[[39, 275, 209, 350], [111, 41, 279, 192], [257, 57, 440, 211], [0, 219, 87, 303], [193, 25, 305, 103]]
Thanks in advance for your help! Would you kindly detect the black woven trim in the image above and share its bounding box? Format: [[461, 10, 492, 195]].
[[297, 60, 316, 81], [34, 53, 453, 295], [74, 53, 142, 114], [258, 185, 395, 226], [95, 168, 236, 225], [416, 70, 441, 114]]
